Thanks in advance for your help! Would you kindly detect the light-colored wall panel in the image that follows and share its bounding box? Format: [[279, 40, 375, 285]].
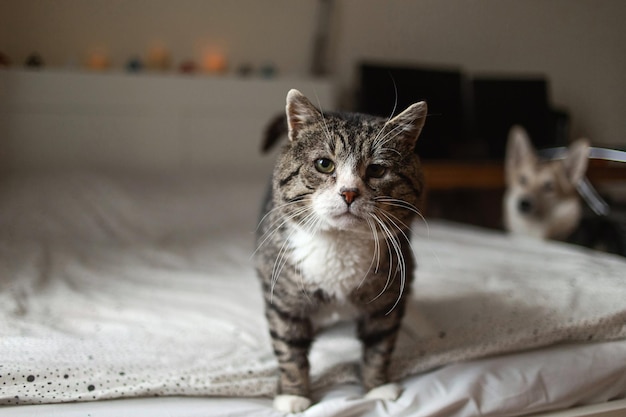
[[0, 70, 334, 174], [332, 0, 626, 147], [1, 0, 624, 148]]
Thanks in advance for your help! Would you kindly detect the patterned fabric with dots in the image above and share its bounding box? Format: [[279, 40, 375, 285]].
[[1, 173, 625, 405]]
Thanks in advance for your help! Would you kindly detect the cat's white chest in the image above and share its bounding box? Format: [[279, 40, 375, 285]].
[[289, 228, 377, 299]]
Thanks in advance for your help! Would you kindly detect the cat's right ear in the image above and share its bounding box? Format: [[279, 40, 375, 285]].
[[385, 101, 428, 150], [286, 89, 322, 142], [563, 138, 590, 185], [506, 125, 537, 173]]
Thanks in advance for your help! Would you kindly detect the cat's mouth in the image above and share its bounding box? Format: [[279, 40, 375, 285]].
[[329, 211, 366, 230]]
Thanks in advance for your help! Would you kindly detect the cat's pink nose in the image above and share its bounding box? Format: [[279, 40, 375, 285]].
[[340, 188, 359, 205]]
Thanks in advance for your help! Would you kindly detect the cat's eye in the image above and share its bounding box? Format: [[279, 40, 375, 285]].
[[519, 175, 528, 186], [314, 158, 335, 174], [542, 181, 554, 192], [366, 164, 387, 178]]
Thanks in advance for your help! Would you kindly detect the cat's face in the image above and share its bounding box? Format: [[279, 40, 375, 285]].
[[272, 90, 427, 237]]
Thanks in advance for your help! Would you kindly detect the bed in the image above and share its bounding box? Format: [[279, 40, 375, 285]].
[[1, 69, 626, 417]]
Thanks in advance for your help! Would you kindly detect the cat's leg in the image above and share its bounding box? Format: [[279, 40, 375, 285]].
[[273, 395, 312, 413], [357, 305, 404, 401], [364, 382, 402, 401], [265, 301, 313, 412]]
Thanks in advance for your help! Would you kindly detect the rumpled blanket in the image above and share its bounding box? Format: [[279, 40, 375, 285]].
[[1, 173, 625, 405]]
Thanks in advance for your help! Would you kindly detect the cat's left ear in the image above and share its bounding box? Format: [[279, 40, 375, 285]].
[[285, 89, 322, 142], [385, 101, 428, 148], [563, 138, 590, 185]]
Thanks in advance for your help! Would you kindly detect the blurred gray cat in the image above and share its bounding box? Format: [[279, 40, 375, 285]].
[[255, 89, 427, 412]]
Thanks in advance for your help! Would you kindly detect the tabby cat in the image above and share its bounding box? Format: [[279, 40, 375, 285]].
[[255, 89, 427, 412]]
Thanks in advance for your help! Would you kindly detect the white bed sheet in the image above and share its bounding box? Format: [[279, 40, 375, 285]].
[[1, 172, 625, 417]]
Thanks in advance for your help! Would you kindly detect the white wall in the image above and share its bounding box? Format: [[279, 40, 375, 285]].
[[0, 0, 318, 74], [0, 70, 334, 174], [1, 0, 624, 148], [332, 0, 626, 147]]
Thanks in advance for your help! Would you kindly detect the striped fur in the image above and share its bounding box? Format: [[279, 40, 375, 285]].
[[255, 89, 427, 411]]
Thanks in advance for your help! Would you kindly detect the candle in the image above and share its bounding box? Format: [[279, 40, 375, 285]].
[[202, 51, 227, 74], [146, 45, 171, 71], [86, 52, 109, 71]]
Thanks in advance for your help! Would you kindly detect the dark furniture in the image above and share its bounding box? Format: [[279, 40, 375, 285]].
[[357, 62, 569, 160]]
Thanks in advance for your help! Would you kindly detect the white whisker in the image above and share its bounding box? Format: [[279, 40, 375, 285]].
[[252, 203, 311, 259], [375, 208, 417, 264], [376, 197, 442, 271], [314, 92, 334, 146], [358, 217, 382, 290], [368, 213, 405, 310], [269, 209, 317, 303], [255, 198, 306, 232], [375, 197, 425, 221], [296, 211, 323, 303], [372, 78, 398, 147], [378, 146, 402, 157], [376, 121, 414, 149]]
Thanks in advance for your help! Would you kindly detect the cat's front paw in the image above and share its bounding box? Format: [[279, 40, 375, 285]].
[[273, 394, 312, 413], [364, 382, 402, 401]]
